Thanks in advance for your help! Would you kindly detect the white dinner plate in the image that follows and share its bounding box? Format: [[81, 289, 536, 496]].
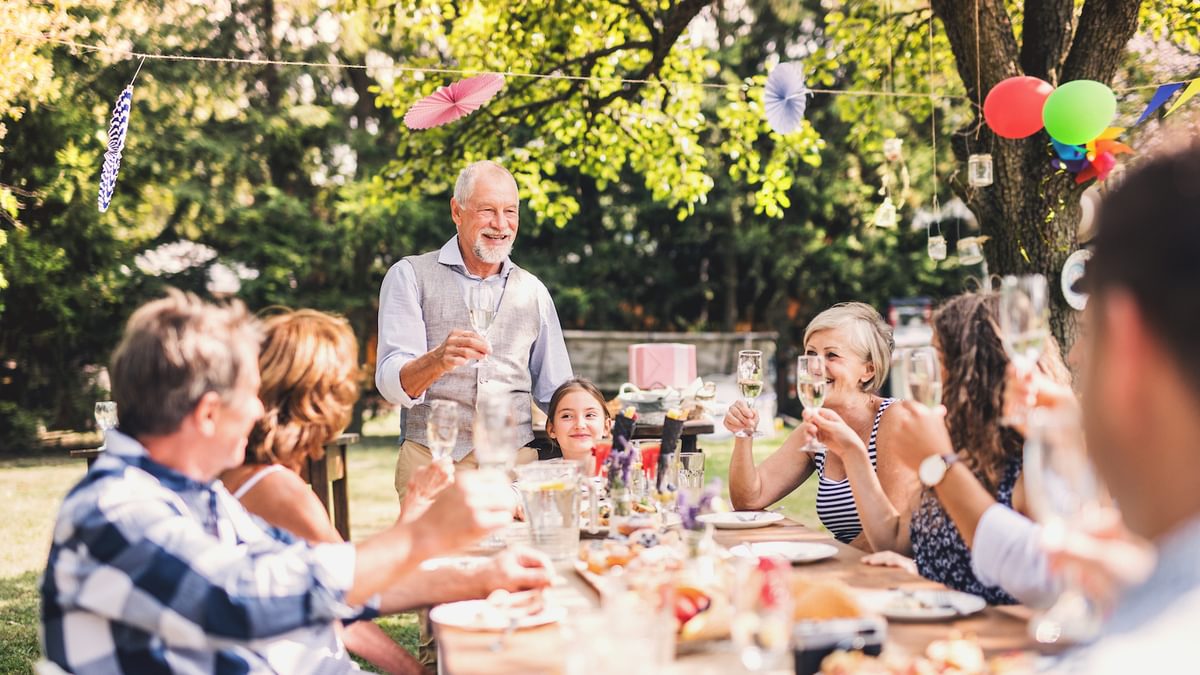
[[697, 511, 785, 530], [430, 599, 567, 632], [729, 541, 839, 564], [856, 589, 987, 622]]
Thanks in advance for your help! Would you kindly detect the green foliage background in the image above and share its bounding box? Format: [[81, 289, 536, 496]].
[[1, 0, 1194, 449]]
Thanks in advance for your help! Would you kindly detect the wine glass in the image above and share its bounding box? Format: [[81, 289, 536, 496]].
[[1023, 407, 1105, 644], [426, 400, 459, 464], [999, 275, 1049, 425], [467, 284, 497, 369], [94, 401, 117, 451], [732, 555, 794, 671], [796, 355, 827, 452], [473, 394, 517, 549], [735, 350, 766, 439], [902, 347, 943, 408]]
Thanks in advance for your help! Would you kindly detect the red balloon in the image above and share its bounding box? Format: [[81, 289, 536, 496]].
[[984, 76, 1055, 139]]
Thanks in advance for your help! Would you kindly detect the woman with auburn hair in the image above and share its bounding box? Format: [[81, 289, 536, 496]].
[[222, 309, 445, 674]]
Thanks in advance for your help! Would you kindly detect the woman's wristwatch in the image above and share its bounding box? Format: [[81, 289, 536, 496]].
[[918, 452, 960, 487]]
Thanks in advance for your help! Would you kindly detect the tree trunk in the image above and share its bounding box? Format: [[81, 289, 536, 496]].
[[929, 0, 1143, 343]]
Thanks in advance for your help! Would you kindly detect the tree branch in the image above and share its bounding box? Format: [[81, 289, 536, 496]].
[[1061, 0, 1142, 83], [1020, 0, 1075, 82], [930, 0, 1021, 104]]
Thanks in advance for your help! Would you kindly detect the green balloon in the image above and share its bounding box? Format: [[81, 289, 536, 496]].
[[1042, 80, 1117, 145]]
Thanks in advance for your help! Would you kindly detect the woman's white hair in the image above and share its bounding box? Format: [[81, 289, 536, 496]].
[[803, 302, 895, 393], [453, 160, 518, 205]]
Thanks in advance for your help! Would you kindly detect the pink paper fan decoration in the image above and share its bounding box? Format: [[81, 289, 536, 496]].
[[404, 73, 506, 130]]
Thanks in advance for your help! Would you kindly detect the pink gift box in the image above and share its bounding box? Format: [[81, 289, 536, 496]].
[[628, 343, 696, 390]]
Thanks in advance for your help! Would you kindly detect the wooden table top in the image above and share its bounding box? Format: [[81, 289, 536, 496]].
[[435, 519, 1049, 674]]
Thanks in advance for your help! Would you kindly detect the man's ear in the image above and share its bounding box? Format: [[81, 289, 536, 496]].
[[450, 197, 463, 226], [190, 391, 223, 438], [1096, 291, 1148, 419]]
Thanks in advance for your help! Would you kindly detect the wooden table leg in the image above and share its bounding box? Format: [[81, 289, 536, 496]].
[[681, 435, 698, 453]]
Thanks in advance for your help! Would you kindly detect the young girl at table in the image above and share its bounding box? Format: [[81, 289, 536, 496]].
[[544, 377, 613, 463]]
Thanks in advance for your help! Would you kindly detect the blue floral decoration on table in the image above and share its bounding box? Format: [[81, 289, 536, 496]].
[[98, 85, 133, 212], [763, 61, 809, 135]]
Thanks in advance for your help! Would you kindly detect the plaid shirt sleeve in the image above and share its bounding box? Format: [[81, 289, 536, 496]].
[[42, 466, 363, 652]]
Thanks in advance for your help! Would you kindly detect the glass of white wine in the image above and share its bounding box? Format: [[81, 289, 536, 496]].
[[473, 394, 517, 549], [902, 347, 943, 408], [999, 274, 1049, 425], [796, 355, 827, 452], [467, 283, 497, 369], [427, 400, 459, 463], [735, 350, 766, 439], [94, 401, 117, 451]]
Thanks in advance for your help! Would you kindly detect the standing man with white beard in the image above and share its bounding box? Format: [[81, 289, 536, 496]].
[[376, 160, 572, 503]]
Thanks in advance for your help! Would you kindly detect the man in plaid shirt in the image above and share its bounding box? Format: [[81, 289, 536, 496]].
[[40, 291, 524, 673]]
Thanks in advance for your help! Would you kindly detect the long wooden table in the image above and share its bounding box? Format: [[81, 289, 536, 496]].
[[435, 519, 1046, 674]]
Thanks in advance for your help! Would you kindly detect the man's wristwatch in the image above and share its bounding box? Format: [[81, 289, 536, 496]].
[[918, 452, 960, 488]]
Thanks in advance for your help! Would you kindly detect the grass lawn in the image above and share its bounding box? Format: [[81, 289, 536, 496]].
[[0, 414, 815, 673]]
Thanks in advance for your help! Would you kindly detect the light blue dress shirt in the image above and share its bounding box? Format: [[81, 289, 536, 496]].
[[374, 236, 572, 417]]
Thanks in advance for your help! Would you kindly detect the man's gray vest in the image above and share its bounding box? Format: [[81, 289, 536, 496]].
[[402, 251, 541, 461]]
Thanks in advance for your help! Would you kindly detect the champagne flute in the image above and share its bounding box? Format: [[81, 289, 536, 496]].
[[902, 347, 943, 408], [1023, 407, 1105, 644], [999, 275, 1049, 425], [473, 394, 518, 549], [426, 400, 459, 465], [732, 555, 794, 672], [735, 350, 766, 439], [796, 355, 827, 452], [94, 401, 117, 451], [467, 284, 497, 369]]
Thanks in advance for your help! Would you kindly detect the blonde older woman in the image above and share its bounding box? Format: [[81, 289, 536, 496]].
[[726, 302, 920, 551]]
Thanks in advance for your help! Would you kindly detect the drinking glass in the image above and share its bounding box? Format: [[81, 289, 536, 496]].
[[515, 461, 581, 564], [796, 355, 828, 452], [676, 452, 705, 492], [732, 555, 794, 671], [999, 274, 1050, 426], [473, 394, 518, 549], [426, 400, 459, 463], [467, 283, 496, 368], [1023, 407, 1105, 644], [901, 347, 942, 408], [94, 401, 117, 451], [736, 350, 766, 439]]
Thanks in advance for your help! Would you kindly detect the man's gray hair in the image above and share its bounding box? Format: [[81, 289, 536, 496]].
[[453, 160, 517, 205]]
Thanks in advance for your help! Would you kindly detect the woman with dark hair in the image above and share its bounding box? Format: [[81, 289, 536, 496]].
[[880, 292, 1073, 605]]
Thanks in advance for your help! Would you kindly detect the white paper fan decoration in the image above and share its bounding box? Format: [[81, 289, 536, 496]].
[[763, 62, 810, 134]]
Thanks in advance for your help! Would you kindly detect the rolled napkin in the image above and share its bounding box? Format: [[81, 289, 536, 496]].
[[612, 406, 638, 445], [657, 408, 685, 493]]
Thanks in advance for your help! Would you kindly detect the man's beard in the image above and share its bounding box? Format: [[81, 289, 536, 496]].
[[473, 235, 513, 264]]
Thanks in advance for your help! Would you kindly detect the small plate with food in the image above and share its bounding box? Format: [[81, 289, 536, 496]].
[[697, 511, 785, 530], [430, 590, 565, 631], [856, 589, 987, 622]]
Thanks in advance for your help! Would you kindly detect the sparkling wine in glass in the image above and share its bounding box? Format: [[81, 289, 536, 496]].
[[732, 555, 794, 672], [796, 355, 827, 452], [999, 274, 1049, 425], [735, 349, 766, 439], [473, 394, 517, 549], [1023, 407, 1106, 644], [467, 283, 497, 369], [427, 400, 459, 463], [94, 401, 117, 451], [902, 347, 943, 408]]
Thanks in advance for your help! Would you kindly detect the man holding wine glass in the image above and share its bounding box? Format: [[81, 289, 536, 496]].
[[376, 160, 572, 503]]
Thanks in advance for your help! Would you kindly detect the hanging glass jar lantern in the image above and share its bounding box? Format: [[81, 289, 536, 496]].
[[967, 153, 993, 187], [957, 236, 987, 265], [927, 234, 947, 260], [873, 197, 898, 228], [882, 138, 904, 162]]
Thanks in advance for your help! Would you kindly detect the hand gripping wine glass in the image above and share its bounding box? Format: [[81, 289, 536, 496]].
[[796, 355, 828, 452], [1023, 407, 1106, 644], [467, 283, 497, 369], [94, 401, 117, 451], [999, 274, 1049, 425], [427, 400, 460, 465], [902, 347, 943, 408], [735, 350, 766, 439]]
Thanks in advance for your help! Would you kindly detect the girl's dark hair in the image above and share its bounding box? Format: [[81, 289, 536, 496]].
[[933, 292, 1071, 491], [546, 378, 610, 427]]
